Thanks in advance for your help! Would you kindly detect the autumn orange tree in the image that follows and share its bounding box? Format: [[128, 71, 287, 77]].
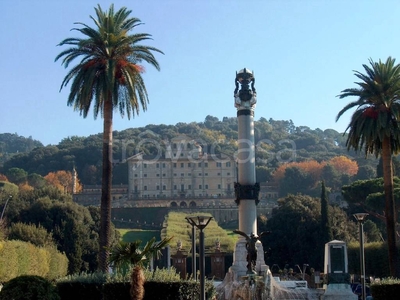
[[273, 156, 359, 195], [44, 171, 82, 194]]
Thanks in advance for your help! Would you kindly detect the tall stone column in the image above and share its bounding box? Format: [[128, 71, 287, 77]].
[[231, 68, 265, 279]]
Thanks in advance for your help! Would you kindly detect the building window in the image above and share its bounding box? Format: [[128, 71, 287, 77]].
[[218, 184, 221, 189], [144, 174, 147, 177], [226, 162, 231, 167], [144, 163, 147, 168], [227, 172, 230, 176], [181, 163, 184, 168], [174, 185, 177, 190], [181, 173, 184, 177], [144, 186, 148, 191], [198, 162, 201, 167], [204, 173, 208, 176], [205, 184, 209, 189], [217, 172, 220, 176], [199, 173, 202, 176], [134, 186, 138, 192], [156, 174, 160, 177], [163, 185, 166, 190], [204, 162, 208, 167], [188, 163, 191, 167], [188, 184, 191, 189], [188, 173, 191, 176], [174, 173, 177, 176], [134, 174, 138, 177], [199, 185, 202, 189], [228, 184, 231, 190], [156, 186, 160, 190], [156, 163, 160, 168], [163, 163, 166, 168], [181, 184, 184, 191], [216, 162, 222, 167], [163, 173, 166, 177], [173, 163, 177, 168]]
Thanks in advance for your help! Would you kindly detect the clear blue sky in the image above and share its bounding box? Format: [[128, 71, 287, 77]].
[[2, 0, 400, 145]]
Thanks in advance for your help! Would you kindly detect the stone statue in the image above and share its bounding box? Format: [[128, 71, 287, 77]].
[[234, 68, 257, 110], [233, 230, 270, 274]]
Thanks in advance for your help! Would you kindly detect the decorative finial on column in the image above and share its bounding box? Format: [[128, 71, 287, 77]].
[[234, 68, 257, 110]]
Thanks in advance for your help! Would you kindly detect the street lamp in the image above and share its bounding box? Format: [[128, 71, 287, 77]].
[[302, 264, 309, 281], [354, 213, 368, 300], [186, 215, 213, 300], [0, 195, 12, 221], [185, 217, 197, 281]]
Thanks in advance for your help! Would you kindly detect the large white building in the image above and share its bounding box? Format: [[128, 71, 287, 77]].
[[127, 136, 237, 201]]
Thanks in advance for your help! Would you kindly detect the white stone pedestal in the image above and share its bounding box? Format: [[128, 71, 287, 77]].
[[323, 283, 357, 300], [230, 238, 267, 281]]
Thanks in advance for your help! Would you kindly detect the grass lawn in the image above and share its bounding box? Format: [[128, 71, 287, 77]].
[[118, 229, 161, 243]]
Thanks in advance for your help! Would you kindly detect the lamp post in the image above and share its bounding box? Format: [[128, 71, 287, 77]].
[[186, 216, 213, 300], [0, 195, 12, 221], [302, 264, 309, 281], [354, 213, 368, 300], [185, 217, 197, 281]]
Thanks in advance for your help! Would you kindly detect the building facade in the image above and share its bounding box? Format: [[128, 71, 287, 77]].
[[127, 136, 237, 201]]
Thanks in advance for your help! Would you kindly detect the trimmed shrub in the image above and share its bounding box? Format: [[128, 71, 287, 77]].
[[370, 277, 400, 300], [0, 275, 60, 300], [0, 240, 68, 282], [57, 282, 102, 300], [57, 272, 105, 300], [102, 280, 216, 300]]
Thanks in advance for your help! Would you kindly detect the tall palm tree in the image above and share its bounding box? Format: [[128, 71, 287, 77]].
[[55, 4, 163, 272], [109, 237, 172, 300], [336, 57, 400, 277]]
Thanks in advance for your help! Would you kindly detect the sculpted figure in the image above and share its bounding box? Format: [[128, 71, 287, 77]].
[[234, 230, 270, 274]]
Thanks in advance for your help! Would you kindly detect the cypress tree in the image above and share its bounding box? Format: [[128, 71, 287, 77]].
[[321, 181, 333, 243]]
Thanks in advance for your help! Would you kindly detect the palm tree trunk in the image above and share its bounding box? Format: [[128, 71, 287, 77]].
[[130, 266, 145, 300], [99, 97, 113, 272], [382, 136, 399, 277]]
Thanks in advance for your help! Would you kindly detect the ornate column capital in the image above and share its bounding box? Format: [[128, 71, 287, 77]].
[[234, 182, 260, 205]]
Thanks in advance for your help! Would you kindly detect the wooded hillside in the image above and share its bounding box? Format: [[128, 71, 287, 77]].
[[0, 116, 378, 189]]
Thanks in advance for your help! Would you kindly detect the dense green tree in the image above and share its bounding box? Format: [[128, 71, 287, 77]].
[[0, 133, 42, 154], [363, 220, 383, 242], [279, 167, 315, 197], [8, 222, 55, 247], [6, 168, 28, 185], [259, 194, 357, 270], [27, 173, 46, 189], [354, 165, 376, 180], [15, 198, 99, 273], [55, 4, 163, 271], [342, 178, 400, 226], [337, 57, 400, 276]]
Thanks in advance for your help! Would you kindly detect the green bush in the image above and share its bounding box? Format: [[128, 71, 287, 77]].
[[57, 282, 102, 300], [102, 281, 216, 300], [370, 277, 400, 300], [0, 240, 68, 282], [0, 275, 60, 300], [57, 272, 106, 300]]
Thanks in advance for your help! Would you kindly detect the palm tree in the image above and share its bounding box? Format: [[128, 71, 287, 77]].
[[336, 57, 400, 277], [55, 4, 163, 272], [109, 237, 171, 300]]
